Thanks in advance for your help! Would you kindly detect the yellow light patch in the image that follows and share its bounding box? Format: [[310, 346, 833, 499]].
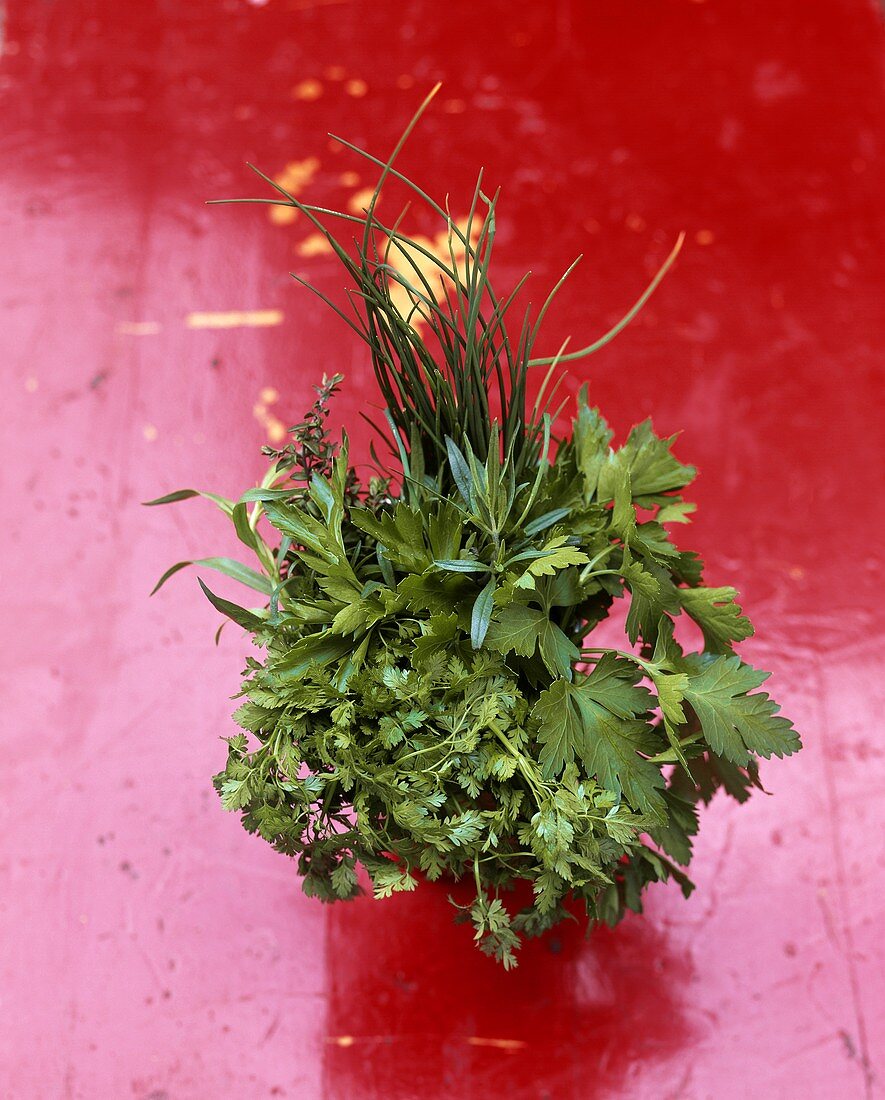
[[268, 157, 321, 225], [383, 217, 481, 328], [344, 78, 368, 98], [186, 310, 284, 329], [265, 418, 286, 443], [143, 424, 158, 442], [270, 205, 299, 226], [292, 78, 323, 101], [347, 186, 376, 214], [253, 388, 287, 444], [296, 233, 334, 257]]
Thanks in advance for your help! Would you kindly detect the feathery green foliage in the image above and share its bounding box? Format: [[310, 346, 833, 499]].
[[147, 92, 798, 967]]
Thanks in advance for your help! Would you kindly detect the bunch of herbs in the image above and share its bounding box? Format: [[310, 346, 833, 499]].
[[147, 90, 799, 967]]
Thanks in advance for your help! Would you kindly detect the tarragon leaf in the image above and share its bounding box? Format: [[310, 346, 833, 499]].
[[198, 579, 266, 633], [471, 578, 497, 649], [151, 557, 272, 597]]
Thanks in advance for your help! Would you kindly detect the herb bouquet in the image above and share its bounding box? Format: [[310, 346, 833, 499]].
[[148, 94, 799, 968]]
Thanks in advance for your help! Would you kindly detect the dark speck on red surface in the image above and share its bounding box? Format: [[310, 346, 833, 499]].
[[1, 1, 883, 1097]]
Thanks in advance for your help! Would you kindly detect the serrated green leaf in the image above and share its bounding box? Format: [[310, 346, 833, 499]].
[[620, 420, 696, 500], [485, 604, 547, 658], [683, 656, 801, 764], [513, 543, 589, 590], [532, 675, 665, 816], [678, 586, 754, 653]]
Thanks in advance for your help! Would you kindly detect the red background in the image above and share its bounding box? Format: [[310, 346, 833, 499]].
[[2, 1, 883, 1097]]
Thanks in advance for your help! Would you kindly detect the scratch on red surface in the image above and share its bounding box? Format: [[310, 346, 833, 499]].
[[466, 1036, 526, 1051], [813, 656, 875, 1098], [185, 309, 284, 328]]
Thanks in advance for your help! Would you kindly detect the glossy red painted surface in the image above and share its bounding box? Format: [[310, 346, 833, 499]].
[[2, 2, 883, 1097]]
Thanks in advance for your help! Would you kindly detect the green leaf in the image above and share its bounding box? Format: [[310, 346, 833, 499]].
[[471, 578, 497, 649], [572, 387, 613, 500], [273, 633, 353, 680], [413, 613, 461, 664], [219, 777, 252, 811], [621, 555, 662, 644], [237, 487, 297, 503], [532, 672, 664, 816], [657, 500, 696, 525], [582, 653, 654, 717], [620, 420, 696, 500], [485, 605, 547, 658], [151, 557, 272, 597], [364, 857, 417, 899], [445, 436, 475, 509], [681, 753, 765, 805], [524, 507, 571, 538], [331, 858, 361, 899], [142, 488, 234, 514], [434, 558, 488, 573], [683, 656, 800, 764], [232, 502, 261, 554], [678, 586, 754, 653], [648, 790, 699, 865], [513, 542, 589, 590], [198, 578, 266, 633], [538, 621, 580, 677]]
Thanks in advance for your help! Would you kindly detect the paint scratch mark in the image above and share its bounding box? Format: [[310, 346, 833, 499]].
[[116, 321, 161, 336], [261, 1014, 282, 1046], [814, 656, 876, 1099], [467, 1036, 526, 1051], [289, 0, 351, 10], [186, 310, 283, 329]]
